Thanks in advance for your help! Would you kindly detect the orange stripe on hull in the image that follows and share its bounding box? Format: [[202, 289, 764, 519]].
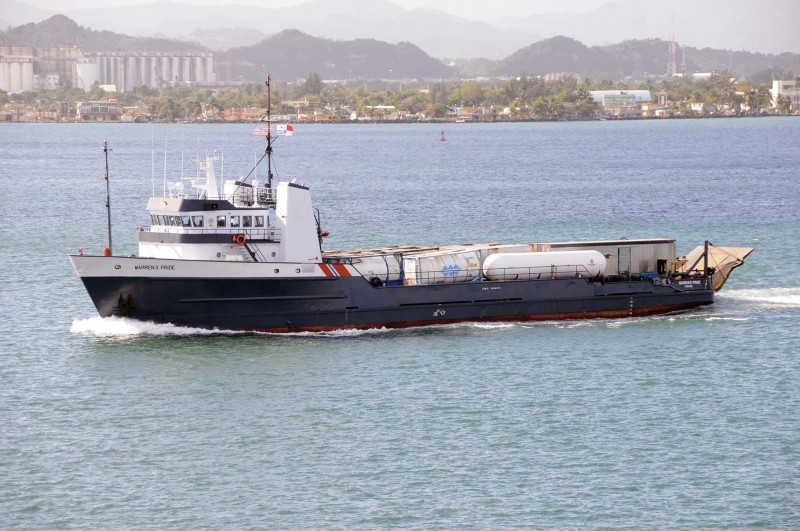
[[319, 264, 335, 277], [331, 263, 351, 276]]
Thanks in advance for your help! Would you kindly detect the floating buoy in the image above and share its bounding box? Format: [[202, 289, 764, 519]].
[[103, 247, 111, 257], [320, 230, 330, 237]]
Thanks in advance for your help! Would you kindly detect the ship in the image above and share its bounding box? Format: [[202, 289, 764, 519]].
[[69, 80, 753, 333]]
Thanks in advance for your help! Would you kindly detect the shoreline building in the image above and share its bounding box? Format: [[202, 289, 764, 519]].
[[0, 47, 214, 94], [0, 46, 82, 93], [770, 79, 800, 111], [77, 52, 215, 92], [589, 90, 652, 119]]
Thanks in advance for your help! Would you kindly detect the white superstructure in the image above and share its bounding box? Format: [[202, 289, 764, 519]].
[[139, 155, 322, 264]]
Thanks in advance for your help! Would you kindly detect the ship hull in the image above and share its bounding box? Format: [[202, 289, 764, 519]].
[[71, 256, 714, 332]]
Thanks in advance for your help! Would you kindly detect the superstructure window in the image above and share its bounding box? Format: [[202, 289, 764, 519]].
[[243, 216, 252, 227], [181, 216, 191, 227], [217, 215, 226, 227], [157, 215, 165, 225], [192, 215, 204, 227], [230, 215, 240, 228], [255, 216, 264, 227]]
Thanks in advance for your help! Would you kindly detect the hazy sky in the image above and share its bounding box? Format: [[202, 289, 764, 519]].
[[21, 0, 612, 20]]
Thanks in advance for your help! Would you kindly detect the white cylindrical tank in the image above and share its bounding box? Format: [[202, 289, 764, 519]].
[[351, 255, 402, 283], [404, 251, 481, 285], [483, 250, 607, 281]]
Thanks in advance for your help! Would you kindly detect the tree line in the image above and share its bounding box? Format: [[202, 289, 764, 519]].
[[2, 71, 796, 121]]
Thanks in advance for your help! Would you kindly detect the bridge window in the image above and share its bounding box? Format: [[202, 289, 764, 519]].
[[242, 216, 252, 227], [217, 215, 226, 227], [255, 216, 264, 227], [230, 215, 240, 227], [151, 214, 158, 225], [157, 215, 165, 225]]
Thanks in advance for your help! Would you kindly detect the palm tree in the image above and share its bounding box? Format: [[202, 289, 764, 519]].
[[776, 95, 791, 115], [745, 91, 758, 115], [755, 89, 771, 113]]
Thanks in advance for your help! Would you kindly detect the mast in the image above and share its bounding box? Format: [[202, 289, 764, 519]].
[[266, 74, 273, 190], [103, 139, 112, 255]]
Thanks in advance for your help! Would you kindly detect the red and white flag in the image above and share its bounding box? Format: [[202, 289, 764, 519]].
[[252, 124, 294, 137]]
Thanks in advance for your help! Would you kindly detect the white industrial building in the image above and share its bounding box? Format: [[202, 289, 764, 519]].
[[77, 52, 215, 92], [0, 46, 82, 93], [0, 46, 215, 94]]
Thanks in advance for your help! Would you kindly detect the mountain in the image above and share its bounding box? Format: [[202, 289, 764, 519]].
[[492, 36, 800, 80], [224, 29, 453, 81], [175, 27, 268, 52], [494, 36, 617, 78], [3, 14, 208, 52], [6, 0, 800, 59], [3, 15, 798, 83], [18, 0, 531, 60], [495, 0, 800, 57]]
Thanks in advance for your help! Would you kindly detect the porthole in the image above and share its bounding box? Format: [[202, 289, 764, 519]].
[[295, 268, 301, 273], [216, 252, 221, 258], [274, 269, 280, 274], [271, 252, 276, 257]]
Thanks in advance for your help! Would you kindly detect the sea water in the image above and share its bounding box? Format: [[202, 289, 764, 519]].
[[1, 118, 798, 528]]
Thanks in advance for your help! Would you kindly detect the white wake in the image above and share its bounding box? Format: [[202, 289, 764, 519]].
[[70, 316, 235, 337], [717, 287, 800, 308]]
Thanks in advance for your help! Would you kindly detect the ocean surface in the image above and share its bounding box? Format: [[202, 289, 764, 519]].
[[1, 118, 798, 529]]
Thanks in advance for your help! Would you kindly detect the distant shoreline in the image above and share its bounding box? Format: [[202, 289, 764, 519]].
[[3, 114, 798, 125]]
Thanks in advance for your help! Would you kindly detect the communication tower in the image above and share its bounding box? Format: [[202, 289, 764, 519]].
[[667, 33, 677, 77]]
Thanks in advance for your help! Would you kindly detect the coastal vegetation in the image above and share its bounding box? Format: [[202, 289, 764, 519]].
[[2, 70, 795, 123]]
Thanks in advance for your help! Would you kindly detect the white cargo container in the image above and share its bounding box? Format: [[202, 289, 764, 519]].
[[546, 239, 676, 275], [403, 250, 481, 285]]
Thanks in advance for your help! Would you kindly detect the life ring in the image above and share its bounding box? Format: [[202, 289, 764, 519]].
[[234, 234, 246, 246]]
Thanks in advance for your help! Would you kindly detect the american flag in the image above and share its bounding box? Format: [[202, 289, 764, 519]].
[[252, 124, 294, 137]]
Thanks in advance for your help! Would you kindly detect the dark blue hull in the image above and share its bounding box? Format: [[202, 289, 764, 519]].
[[78, 274, 714, 332]]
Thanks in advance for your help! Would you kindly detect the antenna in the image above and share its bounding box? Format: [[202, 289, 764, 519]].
[[103, 139, 113, 255], [227, 74, 274, 201], [266, 73, 273, 190], [681, 47, 686, 73], [667, 34, 677, 77], [667, 14, 677, 77], [151, 131, 155, 197], [163, 135, 167, 197]]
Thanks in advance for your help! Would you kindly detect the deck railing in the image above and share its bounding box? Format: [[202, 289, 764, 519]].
[[142, 226, 281, 241]]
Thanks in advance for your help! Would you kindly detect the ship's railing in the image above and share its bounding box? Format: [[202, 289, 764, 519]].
[[254, 186, 276, 206], [166, 185, 276, 206], [142, 226, 282, 241]]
